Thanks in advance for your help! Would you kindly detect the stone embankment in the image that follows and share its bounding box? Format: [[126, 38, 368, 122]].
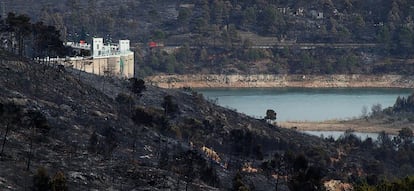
[[146, 74, 414, 89]]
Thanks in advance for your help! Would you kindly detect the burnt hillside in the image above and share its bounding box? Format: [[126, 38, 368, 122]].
[[0, 50, 331, 190], [1, 51, 414, 190]]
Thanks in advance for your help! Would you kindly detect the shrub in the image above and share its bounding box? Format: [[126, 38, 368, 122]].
[[162, 95, 178, 115], [128, 78, 146, 95], [50, 171, 68, 191], [232, 172, 250, 191], [115, 93, 135, 105], [132, 107, 154, 125], [32, 167, 51, 191], [27, 110, 49, 132]]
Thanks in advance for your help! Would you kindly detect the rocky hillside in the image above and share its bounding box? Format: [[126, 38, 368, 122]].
[[1, 51, 414, 190], [0, 51, 328, 190]]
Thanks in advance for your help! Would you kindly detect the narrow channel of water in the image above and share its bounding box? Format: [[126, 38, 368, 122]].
[[301, 130, 394, 141], [197, 88, 412, 122]]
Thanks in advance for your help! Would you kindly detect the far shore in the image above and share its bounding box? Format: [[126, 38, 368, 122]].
[[145, 74, 414, 89], [278, 119, 403, 135]]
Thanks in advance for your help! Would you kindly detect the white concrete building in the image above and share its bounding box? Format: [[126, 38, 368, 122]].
[[60, 37, 134, 78]]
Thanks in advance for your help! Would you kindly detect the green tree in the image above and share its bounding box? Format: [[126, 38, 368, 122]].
[[397, 26, 414, 55], [393, 96, 406, 112], [242, 7, 257, 28], [398, 127, 413, 145], [300, 52, 314, 74], [377, 131, 393, 150], [177, 8, 192, 32], [377, 26, 392, 54], [371, 103, 382, 116], [176, 43, 194, 65], [258, 6, 285, 35], [353, 14, 366, 37], [199, 48, 209, 62], [387, 1, 401, 31], [211, 0, 225, 25], [163, 54, 177, 73], [151, 29, 166, 41], [264, 109, 277, 122]]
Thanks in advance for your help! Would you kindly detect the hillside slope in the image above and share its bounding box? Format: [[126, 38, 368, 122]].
[[1, 52, 414, 190]]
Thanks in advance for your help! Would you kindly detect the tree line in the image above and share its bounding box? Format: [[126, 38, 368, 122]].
[[1, 12, 67, 58]]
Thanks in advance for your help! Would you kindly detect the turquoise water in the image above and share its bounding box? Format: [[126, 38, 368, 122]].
[[197, 88, 413, 122]]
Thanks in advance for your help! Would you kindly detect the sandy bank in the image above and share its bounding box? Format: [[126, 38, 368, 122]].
[[278, 120, 401, 135], [145, 74, 414, 89]]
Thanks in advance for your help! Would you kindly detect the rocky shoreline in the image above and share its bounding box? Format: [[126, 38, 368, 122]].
[[145, 74, 414, 89]]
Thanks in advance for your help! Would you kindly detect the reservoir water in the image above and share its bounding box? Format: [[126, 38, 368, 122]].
[[197, 88, 412, 122]]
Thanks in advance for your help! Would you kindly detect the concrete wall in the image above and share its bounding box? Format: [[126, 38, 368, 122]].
[[65, 52, 134, 78]]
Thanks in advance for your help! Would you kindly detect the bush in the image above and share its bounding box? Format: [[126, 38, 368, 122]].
[[232, 172, 250, 191], [50, 171, 68, 191], [32, 167, 51, 191], [128, 78, 146, 95], [370, 103, 382, 116], [115, 93, 135, 105], [27, 110, 50, 132], [162, 95, 178, 115], [132, 107, 154, 125]]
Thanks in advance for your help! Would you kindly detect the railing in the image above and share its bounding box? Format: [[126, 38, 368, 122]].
[[66, 42, 91, 50]]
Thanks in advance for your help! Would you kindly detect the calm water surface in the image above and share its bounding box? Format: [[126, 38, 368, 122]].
[[302, 130, 395, 140], [197, 88, 412, 122]]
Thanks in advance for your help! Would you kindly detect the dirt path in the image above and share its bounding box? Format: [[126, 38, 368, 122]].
[[278, 119, 402, 135]]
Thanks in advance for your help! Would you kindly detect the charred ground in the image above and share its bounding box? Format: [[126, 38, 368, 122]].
[[0, 53, 414, 190]]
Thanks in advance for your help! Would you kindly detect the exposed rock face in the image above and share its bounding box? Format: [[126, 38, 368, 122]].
[[146, 74, 414, 88], [324, 180, 353, 191]]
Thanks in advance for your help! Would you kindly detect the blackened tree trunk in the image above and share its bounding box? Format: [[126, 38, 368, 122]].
[[1, 123, 10, 156]]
